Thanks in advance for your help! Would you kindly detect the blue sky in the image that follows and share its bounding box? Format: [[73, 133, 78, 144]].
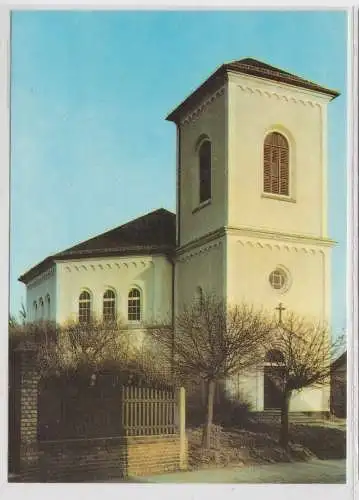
[[10, 10, 348, 335]]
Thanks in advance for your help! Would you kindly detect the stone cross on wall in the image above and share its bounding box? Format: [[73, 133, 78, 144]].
[[275, 302, 286, 324]]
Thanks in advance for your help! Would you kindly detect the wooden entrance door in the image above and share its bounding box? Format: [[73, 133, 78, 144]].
[[263, 366, 284, 410]]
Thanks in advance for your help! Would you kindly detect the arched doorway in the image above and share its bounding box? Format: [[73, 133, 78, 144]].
[[264, 349, 285, 410]]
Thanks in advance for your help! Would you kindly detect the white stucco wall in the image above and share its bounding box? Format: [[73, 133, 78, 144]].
[[55, 254, 173, 326], [226, 233, 331, 322], [227, 73, 331, 239], [226, 369, 330, 412], [178, 86, 227, 247], [26, 266, 56, 322], [175, 236, 226, 314]]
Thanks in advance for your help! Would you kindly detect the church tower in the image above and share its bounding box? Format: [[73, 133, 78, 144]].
[[167, 58, 339, 328]]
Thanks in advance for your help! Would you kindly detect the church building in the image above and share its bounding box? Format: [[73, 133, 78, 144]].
[[19, 58, 339, 413]]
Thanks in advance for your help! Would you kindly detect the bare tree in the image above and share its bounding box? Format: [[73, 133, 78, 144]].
[[19, 301, 27, 325], [36, 319, 133, 377], [266, 312, 345, 449], [147, 294, 275, 448]]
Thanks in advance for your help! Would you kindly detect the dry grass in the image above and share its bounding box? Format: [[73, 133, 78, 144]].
[[187, 425, 318, 470]]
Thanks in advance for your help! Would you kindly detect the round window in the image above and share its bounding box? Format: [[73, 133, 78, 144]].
[[269, 268, 288, 290]]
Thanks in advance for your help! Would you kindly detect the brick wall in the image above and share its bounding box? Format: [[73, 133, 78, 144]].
[[17, 344, 40, 477], [37, 435, 184, 482], [10, 341, 188, 482]]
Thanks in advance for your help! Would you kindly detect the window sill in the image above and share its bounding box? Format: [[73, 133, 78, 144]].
[[127, 321, 142, 328], [261, 193, 296, 204], [192, 199, 212, 214]]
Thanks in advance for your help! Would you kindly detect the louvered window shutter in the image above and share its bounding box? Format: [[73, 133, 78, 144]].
[[263, 132, 289, 196], [279, 147, 289, 195], [263, 143, 272, 192]]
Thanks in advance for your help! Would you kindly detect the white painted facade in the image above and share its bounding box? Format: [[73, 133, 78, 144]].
[[173, 68, 335, 413], [26, 266, 56, 322], [22, 60, 337, 413], [26, 254, 173, 327]]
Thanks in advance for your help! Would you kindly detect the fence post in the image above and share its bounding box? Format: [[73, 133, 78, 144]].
[[177, 386, 187, 470]]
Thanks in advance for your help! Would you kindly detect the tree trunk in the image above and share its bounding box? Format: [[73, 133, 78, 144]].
[[202, 379, 216, 449], [279, 390, 291, 449]]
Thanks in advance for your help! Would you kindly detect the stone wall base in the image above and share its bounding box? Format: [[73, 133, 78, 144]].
[[20, 435, 185, 482]]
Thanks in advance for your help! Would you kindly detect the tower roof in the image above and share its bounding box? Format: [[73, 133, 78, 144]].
[[19, 208, 176, 284], [166, 57, 340, 123]]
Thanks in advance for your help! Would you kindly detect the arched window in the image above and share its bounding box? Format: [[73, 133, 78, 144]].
[[128, 288, 141, 322], [39, 297, 44, 320], [103, 289, 116, 322], [46, 294, 51, 320], [79, 291, 91, 323], [195, 286, 204, 311], [198, 140, 212, 203], [263, 132, 289, 196]]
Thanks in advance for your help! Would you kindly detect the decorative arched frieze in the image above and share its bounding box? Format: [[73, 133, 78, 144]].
[[177, 240, 222, 262], [180, 86, 226, 125], [236, 83, 320, 107], [236, 238, 322, 256]]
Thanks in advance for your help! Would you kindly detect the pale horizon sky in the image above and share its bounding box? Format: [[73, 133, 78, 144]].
[[10, 10, 348, 335]]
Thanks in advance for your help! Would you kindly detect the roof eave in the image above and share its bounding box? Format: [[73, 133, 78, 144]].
[[19, 245, 176, 285], [166, 62, 340, 123], [166, 65, 227, 123], [18, 256, 55, 285]]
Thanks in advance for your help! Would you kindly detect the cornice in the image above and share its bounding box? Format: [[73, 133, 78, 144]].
[[176, 228, 225, 257], [27, 266, 56, 289], [180, 85, 226, 126], [230, 75, 323, 108], [226, 225, 336, 248], [176, 239, 223, 263], [176, 225, 334, 260]]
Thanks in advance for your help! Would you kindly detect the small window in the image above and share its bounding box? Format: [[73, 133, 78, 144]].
[[79, 291, 91, 323], [263, 132, 289, 196], [128, 288, 141, 322], [46, 294, 51, 320], [33, 301, 37, 321], [199, 140, 212, 203], [103, 289, 116, 322], [39, 297, 44, 320], [269, 268, 288, 290], [195, 286, 204, 311]]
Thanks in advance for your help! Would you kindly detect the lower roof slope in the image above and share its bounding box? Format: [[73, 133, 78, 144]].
[[19, 208, 176, 284]]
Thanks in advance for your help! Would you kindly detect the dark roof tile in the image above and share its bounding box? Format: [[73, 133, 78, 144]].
[[19, 208, 176, 284]]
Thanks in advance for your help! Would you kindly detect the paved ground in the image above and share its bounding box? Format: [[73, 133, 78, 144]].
[[130, 459, 346, 484]]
